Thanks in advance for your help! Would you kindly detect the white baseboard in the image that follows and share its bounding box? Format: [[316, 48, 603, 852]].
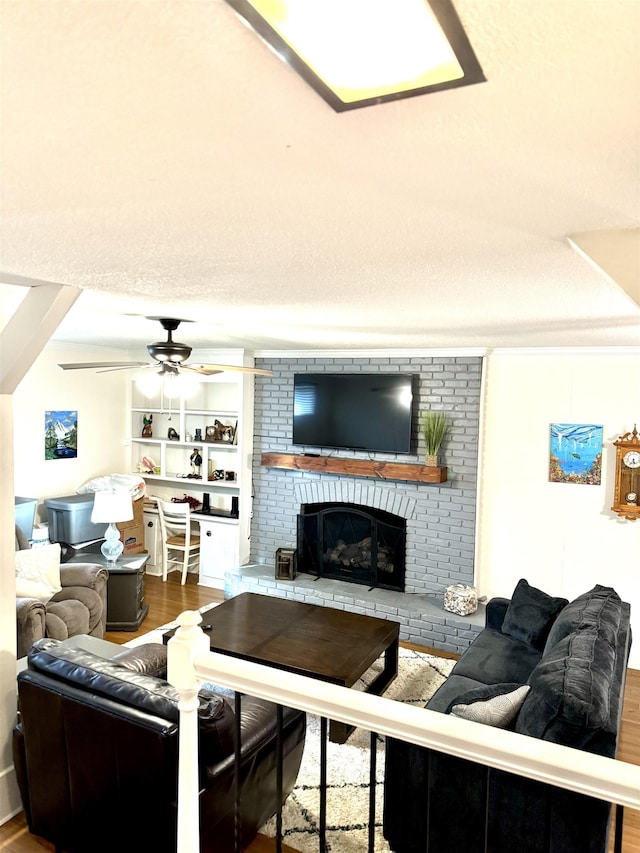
[[0, 762, 23, 827]]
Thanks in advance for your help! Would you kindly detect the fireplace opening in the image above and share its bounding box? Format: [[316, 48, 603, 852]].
[[296, 502, 405, 591]]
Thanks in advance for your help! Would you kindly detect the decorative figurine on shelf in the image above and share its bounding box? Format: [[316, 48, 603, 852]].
[[190, 448, 203, 478], [142, 414, 153, 437], [213, 419, 234, 443], [138, 456, 156, 474], [168, 427, 180, 441], [194, 428, 203, 441]]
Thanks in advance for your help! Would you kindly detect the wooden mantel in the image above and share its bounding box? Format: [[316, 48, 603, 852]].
[[260, 453, 447, 483]]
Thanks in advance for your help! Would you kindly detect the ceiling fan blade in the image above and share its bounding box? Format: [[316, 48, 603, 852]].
[[184, 363, 273, 377], [180, 365, 223, 376], [58, 361, 148, 371], [96, 363, 154, 374]]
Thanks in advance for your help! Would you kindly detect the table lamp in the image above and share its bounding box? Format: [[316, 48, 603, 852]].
[[91, 489, 133, 563]]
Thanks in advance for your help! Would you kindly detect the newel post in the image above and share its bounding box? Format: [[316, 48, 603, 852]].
[[167, 610, 210, 853]]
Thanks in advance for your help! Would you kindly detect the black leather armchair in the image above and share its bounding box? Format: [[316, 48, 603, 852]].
[[13, 639, 306, 853]]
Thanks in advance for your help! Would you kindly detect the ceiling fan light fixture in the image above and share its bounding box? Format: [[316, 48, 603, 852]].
[[146, 340, 192, 363], [163, 369, 200, 399], [136, 363, 200, 399], [136, 369, 163, 398]]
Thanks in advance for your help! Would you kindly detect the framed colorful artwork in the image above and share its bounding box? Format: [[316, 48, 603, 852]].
[[549, 423, 603, 485], [45, 410, 78, 460]]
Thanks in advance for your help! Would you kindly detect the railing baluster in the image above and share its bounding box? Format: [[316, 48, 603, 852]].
[[368, 730, 377, 853], [276, 704, 283, 853], [234, 692, 242, 853], [320, 716, 328, 853], [614, 803, 624, 853]]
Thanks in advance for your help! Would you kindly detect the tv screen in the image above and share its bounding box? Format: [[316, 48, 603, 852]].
[[293, 373, 415, 454]]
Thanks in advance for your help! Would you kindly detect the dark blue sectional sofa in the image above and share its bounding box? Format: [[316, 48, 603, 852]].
[[383, 580, 632, 853]]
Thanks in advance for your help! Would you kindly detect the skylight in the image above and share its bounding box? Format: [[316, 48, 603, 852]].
[[225, 0, 485, 111]]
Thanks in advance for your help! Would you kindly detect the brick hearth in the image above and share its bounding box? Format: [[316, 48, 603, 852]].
[[224, 563, 484, 654]]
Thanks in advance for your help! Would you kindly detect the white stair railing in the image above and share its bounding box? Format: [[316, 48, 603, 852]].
[[168, 611, 640, 853]]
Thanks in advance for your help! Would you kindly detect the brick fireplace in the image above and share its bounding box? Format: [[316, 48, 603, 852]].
[[245, 354, 485, 653]]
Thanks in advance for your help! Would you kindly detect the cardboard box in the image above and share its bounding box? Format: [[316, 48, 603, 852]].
[[116, 496, 144, 531], [117, 498, 145, 554], [119, 523, 146, 554]]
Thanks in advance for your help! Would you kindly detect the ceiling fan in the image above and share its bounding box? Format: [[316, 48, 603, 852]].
[[58, 317, 272, 377]]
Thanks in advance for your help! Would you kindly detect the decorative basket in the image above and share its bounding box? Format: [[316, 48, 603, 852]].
[[444, 583, 478, 616]]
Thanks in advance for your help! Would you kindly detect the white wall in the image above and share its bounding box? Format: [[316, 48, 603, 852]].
[[12, 344, 130, 523], [477, 350, 640, 667]]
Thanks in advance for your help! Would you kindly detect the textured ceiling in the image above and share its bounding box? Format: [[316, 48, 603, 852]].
[[1, 0, 639, 357]]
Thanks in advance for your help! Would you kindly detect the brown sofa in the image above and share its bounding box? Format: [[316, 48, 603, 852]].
[[15, 527, 108, 657]]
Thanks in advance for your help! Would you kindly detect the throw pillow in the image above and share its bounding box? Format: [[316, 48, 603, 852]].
[[544, 584, 621, 655], [516, 627, 614, 748], [447, 682, 531, 728], [502, 578, 568, 651], [15, 543, 62, 603]]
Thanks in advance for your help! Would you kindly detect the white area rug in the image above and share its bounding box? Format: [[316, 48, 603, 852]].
[[261, 647, 456, 853]]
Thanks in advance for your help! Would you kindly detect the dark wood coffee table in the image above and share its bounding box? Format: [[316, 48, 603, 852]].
[[165, 591, 399, 743]]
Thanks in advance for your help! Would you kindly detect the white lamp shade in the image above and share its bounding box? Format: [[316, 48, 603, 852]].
[[91, 489, 134, 524]]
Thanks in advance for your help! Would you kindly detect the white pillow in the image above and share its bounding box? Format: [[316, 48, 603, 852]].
[[449, 684, 531, 728], [15, 543, 62, 603]]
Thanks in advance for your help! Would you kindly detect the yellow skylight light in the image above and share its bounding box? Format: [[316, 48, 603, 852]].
[[225, 0, 485, 110]]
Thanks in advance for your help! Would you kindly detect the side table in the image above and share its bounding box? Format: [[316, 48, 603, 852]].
[[64, 552, 150, 631]]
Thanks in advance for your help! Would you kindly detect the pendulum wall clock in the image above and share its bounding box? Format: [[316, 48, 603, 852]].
[[611, 424, 640, 521]]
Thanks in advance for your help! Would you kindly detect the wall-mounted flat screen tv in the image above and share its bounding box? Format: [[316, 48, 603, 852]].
[[293, 373, 415, 454]]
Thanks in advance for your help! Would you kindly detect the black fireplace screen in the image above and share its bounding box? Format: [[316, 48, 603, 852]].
[[296, 502, 405, 591]]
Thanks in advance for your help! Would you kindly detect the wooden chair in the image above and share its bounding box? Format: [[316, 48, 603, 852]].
[[157, 500, 200, 584]]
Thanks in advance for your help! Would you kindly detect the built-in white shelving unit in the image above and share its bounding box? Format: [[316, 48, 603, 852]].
[[130, 367, 256, 589]]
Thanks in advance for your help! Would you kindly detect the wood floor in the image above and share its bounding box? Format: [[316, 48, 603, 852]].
[[2, 573, 638, 853]]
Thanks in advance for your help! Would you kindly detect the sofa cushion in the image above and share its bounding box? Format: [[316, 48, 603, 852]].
[[515, 626, 615, 747], [502, 579, 568, 651], [544, 584, 621, 655], [28, 639, 235, 764], [447, 683, 531, 728], [427, 673, 491, 713], [449, 628, 543, 686]]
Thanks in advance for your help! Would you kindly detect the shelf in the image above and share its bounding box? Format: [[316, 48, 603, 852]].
[[260, 453, 448, 483], [132, 407, 237, 417], [184, 409, 238, 417], [132, 437, 237, 449], [138, 473, 240, 487]]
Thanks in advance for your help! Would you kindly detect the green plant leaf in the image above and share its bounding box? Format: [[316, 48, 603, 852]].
[[421, 411, 450, 455]]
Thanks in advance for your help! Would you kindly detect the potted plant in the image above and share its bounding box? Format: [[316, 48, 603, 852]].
[[421, 410, 450, 467]]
